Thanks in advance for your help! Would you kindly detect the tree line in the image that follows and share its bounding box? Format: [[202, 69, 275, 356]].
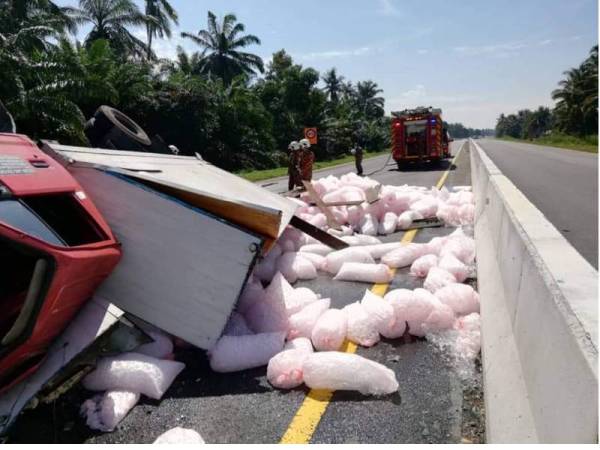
[[496, 46, 598, 140], [1, 0, 476, 172]]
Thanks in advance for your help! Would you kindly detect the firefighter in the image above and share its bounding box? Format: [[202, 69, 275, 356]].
[[350, 142, 364, 176], [287, 140, 301, 190], [298, 138, 315, 185]]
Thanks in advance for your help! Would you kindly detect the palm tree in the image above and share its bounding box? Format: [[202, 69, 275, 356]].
[[322, 68, 344, 103], [159, 45, 203, 77], [144, 0, 178, 61], [356, 80, 385, 118], [71, 0, 151, 59], [181, 11, 264, 84]]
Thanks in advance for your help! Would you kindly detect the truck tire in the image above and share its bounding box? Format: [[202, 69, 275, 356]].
[[85, 105, 151, 150]]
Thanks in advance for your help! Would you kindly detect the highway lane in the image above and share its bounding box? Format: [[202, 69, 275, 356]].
[[7, 141, 484, 444], [474, 139, 598, 269]]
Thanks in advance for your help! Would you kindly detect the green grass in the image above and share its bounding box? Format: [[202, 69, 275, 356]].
[[237, 149, 390, 182], [498, 133, 598, 153]]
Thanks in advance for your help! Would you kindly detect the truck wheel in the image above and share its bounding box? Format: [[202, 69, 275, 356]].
[[396, 161, 407, 171], [85, 105, 151, 150]]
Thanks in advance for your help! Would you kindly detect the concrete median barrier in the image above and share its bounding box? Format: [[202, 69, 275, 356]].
[[470, 139, 598, 443]]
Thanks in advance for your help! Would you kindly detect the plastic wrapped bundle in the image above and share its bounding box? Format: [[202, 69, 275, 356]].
[[343, 301, 380, 347], [436, 203, 460, 226], [454, 312, 481, 359], [423, 267, 457, 292], [277, 252, 317, 283], [382, 289, 413, 337], [135, 329, 173, 359], [381, 243, 427, 268], [253, 244, 282, 282], [410, 197, 438, 218], [284, 287, 319, 316], [237, 279, 266, 314], [423, 236, 448, 256], [308, 213, 328, 229], [153, 427, 205, 444], [245, 272, 289, 333], [438, 254, 469, 282], [388, 192, 411, 215], [322, 186, 365, 204], [422, 303, 455, 334], [209, 332, 285, 372], [288, 298, 331, 339], [284, 337, 314, 353], [223, 312, 253, 336], [401, 288, 440, 324], [311, 309, 348, 351], [82, 353, 185, 400], [341, 234, 382, 246], [410, 254, 439, 278], [296, 251, 325, 271], [80, 390, 140, 432], [360, 290, 397, 338], [458, 203, 475, 225], [267, 349, 312, 389], [299, 243, 335, 256], [361, 242, 404, 260], [334, 262, 393, 284], [331, 206, 349, 224], [302, 352, 399, 396], [347, 205, 366, 228], [435, 283, 480, 315], [322, 247, 375, 274], [378, 212, 398, 235], [440, 235, 476, 264], [359, 213, 379, 236]]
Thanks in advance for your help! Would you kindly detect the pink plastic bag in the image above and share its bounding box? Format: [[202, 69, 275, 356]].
[[209, 332, 285, 373], [322, 247, 375, 274], [334, 263, 393, 284], [434, 283, 480, 315], [423, 267, 457, 293], [267, 349, 312, 389], [343, 301, 380, 347], [410, 254, 438, 278], [360, 213, 379, 236], [381, 243, 427, 268], [302, 352, 399, 395], [288, 298, 331, 339], [277, 252, 318, 283], [284, 287, 319, 317], [284, 337, 314, 353], [360, 290, 397, 339], [378, 212, 398, 235], [438, 254, 469, 282], [311, 309, 348, 351]]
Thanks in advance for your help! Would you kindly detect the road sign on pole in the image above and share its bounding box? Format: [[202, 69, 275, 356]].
[[304, 127, 317, 145]]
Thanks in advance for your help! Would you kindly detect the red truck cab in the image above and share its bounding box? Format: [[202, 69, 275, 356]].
[[0, 134, 121, 393], [391, 107, 451, 169]]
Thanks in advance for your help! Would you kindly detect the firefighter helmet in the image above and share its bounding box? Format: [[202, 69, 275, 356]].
[[300, 138, 311, 149], [289, 141, 300, 150]]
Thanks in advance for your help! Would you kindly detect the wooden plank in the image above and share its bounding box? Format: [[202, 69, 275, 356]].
[[308, 199, 364, 207], [301, 180, 341, 230], [69, 167, 262, 350], [290, 216, 349, 250]]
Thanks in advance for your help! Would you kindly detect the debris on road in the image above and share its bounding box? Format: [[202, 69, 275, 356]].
[[153, 427, 205, 444]]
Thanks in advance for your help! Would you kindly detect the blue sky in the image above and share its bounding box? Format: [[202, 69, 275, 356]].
[[59, 0, 597, 128]]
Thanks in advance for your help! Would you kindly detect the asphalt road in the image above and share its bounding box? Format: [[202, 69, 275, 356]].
[[474, 139, 598, 269], [7, 141, 484, 444]]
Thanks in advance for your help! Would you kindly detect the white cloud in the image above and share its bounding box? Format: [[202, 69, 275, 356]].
[[296, 46, 371, 61], [377, 0, 402, 17], [453, 42, 527, 57], [399, 84, 426, 99]]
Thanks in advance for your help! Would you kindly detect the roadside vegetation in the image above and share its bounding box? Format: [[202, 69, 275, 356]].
[[0, 0, 482, 172], [238, 149, 389, 182], [495, 46, 598, 153]]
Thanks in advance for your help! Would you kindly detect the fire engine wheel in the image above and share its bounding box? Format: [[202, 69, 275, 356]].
[[396, 160, 407, 171]]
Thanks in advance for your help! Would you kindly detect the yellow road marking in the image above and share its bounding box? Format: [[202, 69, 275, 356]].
[[279, 150, 461, 444], [435, 141, 464, 190]]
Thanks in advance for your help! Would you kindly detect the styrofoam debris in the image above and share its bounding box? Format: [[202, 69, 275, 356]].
[[153, 427, 205, 444]]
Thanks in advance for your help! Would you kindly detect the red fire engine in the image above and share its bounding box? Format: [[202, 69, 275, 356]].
[[391, 107, 452, 169]]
